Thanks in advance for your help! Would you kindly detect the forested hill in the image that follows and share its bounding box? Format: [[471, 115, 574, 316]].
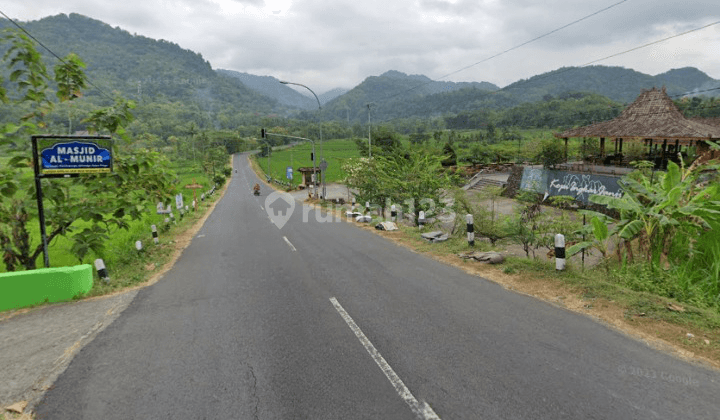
[[216, 70, 349, 109], [502, 65, 718, 104], [321, 65, 718, 123], [217, 69, 317, 110], [320, 70, 500, 122], [0, 13, 278, 114]]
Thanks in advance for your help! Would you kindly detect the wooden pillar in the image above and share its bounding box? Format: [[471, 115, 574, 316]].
[[564, 137, 568, 163], [619, 138, 623, 154], [600, 137, 605, 158], [662, 139, 668, 169], [614, 138, 618, 154]]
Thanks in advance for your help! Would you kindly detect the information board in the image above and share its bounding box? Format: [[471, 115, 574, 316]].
[[33, 136, 113, 176]]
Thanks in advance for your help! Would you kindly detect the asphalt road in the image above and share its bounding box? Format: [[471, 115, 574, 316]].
[[36, 153, 720, 419]]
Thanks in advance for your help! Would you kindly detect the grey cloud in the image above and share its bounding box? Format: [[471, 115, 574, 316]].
[[8, 0, 720, 93]]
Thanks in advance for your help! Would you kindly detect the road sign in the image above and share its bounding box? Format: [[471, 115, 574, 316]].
[[286, 166, 293, 180], [319, 159, 328, 171], [33, 136, 113, 176]]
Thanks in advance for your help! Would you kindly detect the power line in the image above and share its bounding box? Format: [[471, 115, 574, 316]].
[[365, 14, 719, 123], [438, 0, 630, 82], [380, 0, 629, 102], [0, 9, 115, 102], [368, 20, 720, 128], [501, 20, 720, 94]]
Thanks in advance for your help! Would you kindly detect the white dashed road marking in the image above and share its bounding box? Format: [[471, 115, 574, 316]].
[[283, 236, 297, 252], [329, 297, 441, 420]]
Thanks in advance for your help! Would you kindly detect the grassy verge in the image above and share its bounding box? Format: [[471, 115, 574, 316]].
[[252, 139, 360, 187], [0, 173, 225, 315]]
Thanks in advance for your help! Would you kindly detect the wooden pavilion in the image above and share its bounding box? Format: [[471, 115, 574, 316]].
[[556, 87, 720, 169]]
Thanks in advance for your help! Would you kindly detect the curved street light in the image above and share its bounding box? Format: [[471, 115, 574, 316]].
[[280, 80, 324, 199]]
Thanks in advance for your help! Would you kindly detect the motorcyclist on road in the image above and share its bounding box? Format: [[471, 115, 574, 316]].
[[253, 183, 260, 194]]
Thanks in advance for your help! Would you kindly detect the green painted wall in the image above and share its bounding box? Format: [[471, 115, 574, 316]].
[[0, 265, 93, 312]]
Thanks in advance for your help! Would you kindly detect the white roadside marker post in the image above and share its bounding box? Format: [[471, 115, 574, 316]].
[[467, 214, 474, 247], [418, 211, 426, 228], [151, 224, 159, 245], [391, 204, 397, 223], [94, 259, 110, 283], [555, 233, 566, 271]]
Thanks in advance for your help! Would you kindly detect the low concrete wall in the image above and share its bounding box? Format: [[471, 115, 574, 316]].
[[0, 264, 93, 312]]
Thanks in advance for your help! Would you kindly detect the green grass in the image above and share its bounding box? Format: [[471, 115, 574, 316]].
[[0, 158, 218, 290], [254, 139, 360, 187]]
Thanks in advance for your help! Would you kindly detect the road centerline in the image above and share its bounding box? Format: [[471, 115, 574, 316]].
[[329, 297, 441, 420], [283, 236, 297, 252]]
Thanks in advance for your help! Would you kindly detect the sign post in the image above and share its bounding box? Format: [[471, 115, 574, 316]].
[[184, 179, 204, 212], [319, 159, 328, 199], [32, 135, 113, 267]]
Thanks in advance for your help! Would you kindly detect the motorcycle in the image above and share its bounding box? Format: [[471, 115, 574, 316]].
[[253, 188, 260, 196]]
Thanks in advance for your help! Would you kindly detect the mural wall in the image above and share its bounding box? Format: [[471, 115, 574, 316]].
[[517, 167, 623, 204]]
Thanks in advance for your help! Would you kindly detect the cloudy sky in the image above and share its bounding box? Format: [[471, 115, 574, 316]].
[[5, 0, 720, 94]]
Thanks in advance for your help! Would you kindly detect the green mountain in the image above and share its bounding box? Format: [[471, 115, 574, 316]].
[[318, 88, 349, 105], [320, 70, 500, 122], [216, 70, 349, 109], [655, 67, 716, 90], [325, 65, 718, 124], [500, 65, 712, 104], [1, 13, 716, 135], [216, 69, 318, 109], [0, 13, 280, 114]]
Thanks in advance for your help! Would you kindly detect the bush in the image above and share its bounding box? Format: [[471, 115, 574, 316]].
[[213, 174, 226, 186], [535, 138, 565, 169]]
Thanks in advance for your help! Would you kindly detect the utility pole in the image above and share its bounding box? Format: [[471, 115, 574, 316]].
[[367, 103, 372, 158], [264, 131, 317, 199], [280, 80, 323, 199]]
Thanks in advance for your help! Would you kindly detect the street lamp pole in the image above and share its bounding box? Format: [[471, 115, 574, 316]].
[[280, 80, 324, 199], [367, 103, 372, 158]]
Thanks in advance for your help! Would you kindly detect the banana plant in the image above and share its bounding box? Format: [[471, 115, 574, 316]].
[[567, 214, 615, 272], [588, 159, 720, 264]]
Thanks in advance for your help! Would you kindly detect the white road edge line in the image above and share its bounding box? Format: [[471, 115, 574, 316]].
[[283, 236, 297, 252], [329, 297, 441, 420]]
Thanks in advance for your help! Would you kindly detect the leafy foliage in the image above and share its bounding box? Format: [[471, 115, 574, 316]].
[[0, 29, 176, 270], [345, 131, 453, 225], [535, 137, 565, 169], [567, 157, 720, 308]]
